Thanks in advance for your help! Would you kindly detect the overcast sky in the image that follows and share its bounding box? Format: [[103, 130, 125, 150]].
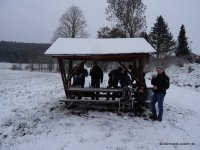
[[0, 0, 199, 54]]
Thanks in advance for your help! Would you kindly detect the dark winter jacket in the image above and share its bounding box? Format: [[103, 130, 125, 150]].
[[108, 69, 122, 87], [120, 72, 131, 87], [73, 67, 88, 87], [90, 66, 103, 87], [151, 72, 170, 94], [89, 66, 103, 83]]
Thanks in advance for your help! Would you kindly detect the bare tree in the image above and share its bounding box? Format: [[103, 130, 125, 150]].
[[106, 0, 146, 37], [52, 5, 88, 42]]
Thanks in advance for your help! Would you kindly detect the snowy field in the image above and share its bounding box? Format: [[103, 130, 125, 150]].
[[0, 63, 200, 150]]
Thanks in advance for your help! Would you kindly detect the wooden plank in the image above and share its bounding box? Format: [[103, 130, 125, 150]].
[[59, 99, 120, 103], [51, 53, 150, 62], [66, 87, 124, 93]]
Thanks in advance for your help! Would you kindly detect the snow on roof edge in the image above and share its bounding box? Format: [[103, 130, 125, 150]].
[[45, 38, 156, 55]]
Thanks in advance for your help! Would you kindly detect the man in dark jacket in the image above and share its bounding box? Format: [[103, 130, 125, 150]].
[[120, 71, 131, 88], [89, 62, 103, 100], [150, 66, 170, 122], [128, 64, 137, 82], [107, 67, 123, 100], [89, 62, 103, 88], [108, 67, 123, 88]]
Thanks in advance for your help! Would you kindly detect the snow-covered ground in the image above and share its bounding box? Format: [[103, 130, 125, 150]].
[[0, 63, 200, 150]]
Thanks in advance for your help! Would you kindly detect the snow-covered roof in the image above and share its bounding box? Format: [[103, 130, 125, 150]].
[[45, 38, 156, 55]]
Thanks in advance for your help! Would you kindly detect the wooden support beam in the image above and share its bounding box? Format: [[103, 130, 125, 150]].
[[58, 58, 68, 98], [52, 54, 149, 62], [138, 58, 145, 86], [67, 60, 72, 88]]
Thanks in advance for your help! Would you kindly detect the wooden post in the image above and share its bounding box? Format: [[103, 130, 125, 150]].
[[67, 60, 72, 88], [138, 58, 145, 86], [58, 58, 68, 98]]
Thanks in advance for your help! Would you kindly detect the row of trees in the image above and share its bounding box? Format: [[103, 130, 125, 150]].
[[52, 0, 191, 58], [0, 41, 59, 71], [0, 41, 50, 64]]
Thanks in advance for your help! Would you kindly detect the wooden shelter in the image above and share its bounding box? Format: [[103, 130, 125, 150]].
[[45, 38, 156, 110]]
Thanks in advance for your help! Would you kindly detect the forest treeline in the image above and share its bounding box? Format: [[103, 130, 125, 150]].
[[0, 40, 51, 64]]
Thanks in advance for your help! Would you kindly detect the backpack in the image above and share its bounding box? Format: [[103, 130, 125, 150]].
[[165, 75, 170, 89]]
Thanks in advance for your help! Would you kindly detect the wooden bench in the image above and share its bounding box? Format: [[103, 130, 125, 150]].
[[59, 87, 135, 111], [66, 87, 124, 99], [59, 98, 135, 112]]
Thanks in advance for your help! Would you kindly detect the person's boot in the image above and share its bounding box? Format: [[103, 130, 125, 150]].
[[157, 118, 162, 122], [149, 115, 157, 121]]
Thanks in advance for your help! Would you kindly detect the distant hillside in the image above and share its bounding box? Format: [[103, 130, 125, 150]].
[[0, 41, 51, 63]]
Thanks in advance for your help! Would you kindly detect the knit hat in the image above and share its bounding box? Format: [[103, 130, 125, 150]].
[[156, 66, 164, 71]]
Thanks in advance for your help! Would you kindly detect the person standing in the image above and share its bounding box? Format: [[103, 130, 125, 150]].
[[120, 71, 131, 87], [89, 62, 103, 88], [107, 67, 123, 100], [72, 62, 88, 88], [108, 67, 123, 88], [128, 64, 137, 83], [150, 66, 170, 122], [89, 62, 103, 100], [71, 62, 88, 99]]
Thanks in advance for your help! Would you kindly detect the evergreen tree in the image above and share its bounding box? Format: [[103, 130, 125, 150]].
[[149, 15, 176, 58], [139, 32, 149, 42], [176, 24, 190, 56]]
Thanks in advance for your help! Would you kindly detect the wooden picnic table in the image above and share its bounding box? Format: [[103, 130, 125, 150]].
[[59, 87, 134, 111]]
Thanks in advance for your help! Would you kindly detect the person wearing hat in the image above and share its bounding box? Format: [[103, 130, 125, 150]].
[[150, 66, 170, 122]]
